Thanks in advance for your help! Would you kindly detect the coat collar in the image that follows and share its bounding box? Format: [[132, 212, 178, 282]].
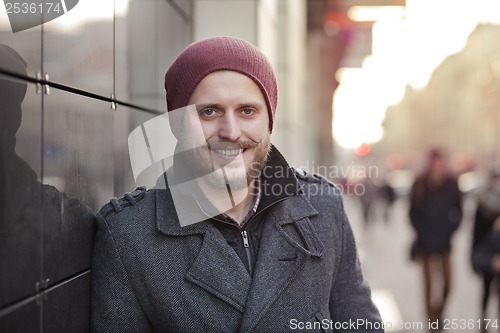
[[155, 145, 309, 235]]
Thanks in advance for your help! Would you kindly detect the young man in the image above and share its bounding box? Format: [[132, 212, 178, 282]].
[[409, 149, 462, 329], [91, 37, 382, 332]]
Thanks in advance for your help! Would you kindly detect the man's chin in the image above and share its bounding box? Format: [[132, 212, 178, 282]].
[[206, 171, 250, 192]]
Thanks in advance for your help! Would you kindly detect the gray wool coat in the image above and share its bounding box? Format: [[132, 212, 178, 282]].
[[91, 148, 383, 333]]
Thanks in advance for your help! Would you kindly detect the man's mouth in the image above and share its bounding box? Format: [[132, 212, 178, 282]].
[[207, 141, 250, 158], [212, 148, 245, 156]]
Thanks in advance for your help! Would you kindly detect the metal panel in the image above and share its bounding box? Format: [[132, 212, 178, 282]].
[[42, 0, 114, 97], [42, 88, 113, 286], [43, 271, 91, 333], [0, 298, 39, 333], [0, 10, 41, 79], [0, 73, 42, 311]]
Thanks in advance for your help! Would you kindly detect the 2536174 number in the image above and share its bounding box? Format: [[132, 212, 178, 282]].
[[5, 2, 62, 14], [442, 319, 498, 330]]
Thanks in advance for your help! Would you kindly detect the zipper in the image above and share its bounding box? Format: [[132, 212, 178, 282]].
[[241, 230, 253, 275], [236, 197, 291, 275], [241, 230, 250, 248], [208, 196, 292, 275]]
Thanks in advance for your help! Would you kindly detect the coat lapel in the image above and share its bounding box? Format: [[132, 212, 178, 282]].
[[239, 195, 323, 333], [155, 190, 252, 313], [185, 228, 252, 312]]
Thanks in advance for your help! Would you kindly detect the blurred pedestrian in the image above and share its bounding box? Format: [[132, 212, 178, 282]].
[[409, 149, 462, 331], [359, 175, 378, 226], [380, 178, 396, 223], [472, 171, 500, 328]]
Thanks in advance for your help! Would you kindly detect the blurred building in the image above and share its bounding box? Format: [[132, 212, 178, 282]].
[[380, 24, 500, 175]]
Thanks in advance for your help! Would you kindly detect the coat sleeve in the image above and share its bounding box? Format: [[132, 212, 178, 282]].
[[449, 178, 463, 232], [90, 212, 152, 333], [472, 205, 491, 250], [329, 198, 383, 332]]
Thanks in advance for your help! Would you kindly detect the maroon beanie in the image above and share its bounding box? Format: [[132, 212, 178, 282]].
[[164, 36, 278, 132]]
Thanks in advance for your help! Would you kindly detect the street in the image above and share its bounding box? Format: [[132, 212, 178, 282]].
[[343, 194, 497, 333]]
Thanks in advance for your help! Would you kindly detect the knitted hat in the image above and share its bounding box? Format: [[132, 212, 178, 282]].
[[164, 36, 278, 132]]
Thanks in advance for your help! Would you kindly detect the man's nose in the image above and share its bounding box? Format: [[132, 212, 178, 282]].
[[218, 112, 241, 141]]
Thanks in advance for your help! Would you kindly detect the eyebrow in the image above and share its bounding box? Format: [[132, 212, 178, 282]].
[[195, 103, 223, 110], [195, 102, 265, 110], [238, 102, 265, 109]]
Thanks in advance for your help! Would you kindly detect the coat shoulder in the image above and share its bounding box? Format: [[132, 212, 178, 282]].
[[97, 186, 152, 221], [294, 168, 342, 198]]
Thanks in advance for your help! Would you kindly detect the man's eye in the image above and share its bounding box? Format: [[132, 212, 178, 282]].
[[242, 108, 254, 115], [202, 109, 215, 116]]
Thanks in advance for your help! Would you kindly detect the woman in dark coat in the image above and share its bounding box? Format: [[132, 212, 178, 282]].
[[472, 172, 500, 328], [409, 149, 462, 329]]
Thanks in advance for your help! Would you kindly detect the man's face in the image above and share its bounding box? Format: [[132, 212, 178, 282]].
[[429, 155, 446, 176], [180, 70, 271, 190]]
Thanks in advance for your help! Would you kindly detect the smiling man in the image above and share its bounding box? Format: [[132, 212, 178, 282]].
[[91, 37, 383, 333]]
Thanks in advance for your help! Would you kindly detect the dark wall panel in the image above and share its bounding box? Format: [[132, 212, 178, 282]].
[[42, 89, 113, 287], [0, 299, 39, 333], [43, 272, 91, 333], [0, 75, 42, 309]]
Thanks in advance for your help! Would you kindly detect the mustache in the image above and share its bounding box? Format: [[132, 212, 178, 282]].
[[206, 138, 262, 151]]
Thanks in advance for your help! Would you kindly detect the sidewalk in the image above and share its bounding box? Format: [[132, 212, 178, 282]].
[[343, 195, 495, 333]]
